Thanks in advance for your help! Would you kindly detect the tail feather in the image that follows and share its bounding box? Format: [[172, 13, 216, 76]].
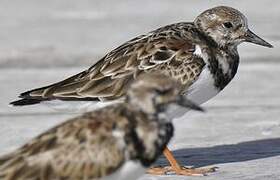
[[9, 99, 43, 106], [10, 70, 90, 106]]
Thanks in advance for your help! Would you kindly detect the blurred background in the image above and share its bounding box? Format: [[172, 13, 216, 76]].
[[0, 0, 279, 68], [0, 0, 280, 179]]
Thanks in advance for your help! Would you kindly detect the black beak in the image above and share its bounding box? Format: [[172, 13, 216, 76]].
[[176, 96, 204, 112], [244, 29, 273, 48]]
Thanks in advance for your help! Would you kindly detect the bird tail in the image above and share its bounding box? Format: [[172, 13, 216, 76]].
[[9, 70, 90, 106], [9, 98, 44, 106], [9, 90, 49, 106]]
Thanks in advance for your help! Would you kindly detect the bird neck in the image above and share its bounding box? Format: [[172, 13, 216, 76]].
[[194, 26, 219, 49], [208, 46, 240, 90], [195, 27, 240, 90]]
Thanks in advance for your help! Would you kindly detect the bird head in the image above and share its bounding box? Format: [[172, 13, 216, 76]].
[[194, 6, 273, 48], [126, 73, 203, 115]]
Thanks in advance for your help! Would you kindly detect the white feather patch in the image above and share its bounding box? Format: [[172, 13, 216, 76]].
[[188, 44, 220, 104], [194, 45, 202, 57], [186, 66, 220, 105]]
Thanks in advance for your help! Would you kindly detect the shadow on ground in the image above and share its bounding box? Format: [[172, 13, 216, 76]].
[[154, 138, 280, 167]]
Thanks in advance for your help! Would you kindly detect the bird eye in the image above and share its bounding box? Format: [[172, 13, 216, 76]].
[[223, 22, 233, 29]]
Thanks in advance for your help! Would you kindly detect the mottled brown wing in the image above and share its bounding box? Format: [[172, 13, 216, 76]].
[[0, 113, 125, 180], [19, 23, 205, 102]]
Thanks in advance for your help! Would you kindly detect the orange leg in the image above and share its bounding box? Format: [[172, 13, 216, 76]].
[[147, 147, 218, 176]]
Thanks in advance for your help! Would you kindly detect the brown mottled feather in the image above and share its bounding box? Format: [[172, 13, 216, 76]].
[[2, 73, 203, 180], [0, 107, 129, 180], [0, 74, 185, 179], [18, 23, 205, 102]]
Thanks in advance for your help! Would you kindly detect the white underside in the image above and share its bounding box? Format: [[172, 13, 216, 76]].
[[186, 66, 219, 105], [189, 45, 220, 104], [103, 161, 145, 180]]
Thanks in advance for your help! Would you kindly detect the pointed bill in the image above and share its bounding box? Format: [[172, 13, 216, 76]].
[[176, 96, 204, 112], [245, 29, 273, 48]]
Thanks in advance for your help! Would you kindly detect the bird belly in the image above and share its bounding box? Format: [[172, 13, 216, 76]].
[[186, 66, 220, 105]]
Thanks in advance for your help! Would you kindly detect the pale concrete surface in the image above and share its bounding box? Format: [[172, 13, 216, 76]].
[[0, 0, 280, 180], [0, 0, 279, 68]]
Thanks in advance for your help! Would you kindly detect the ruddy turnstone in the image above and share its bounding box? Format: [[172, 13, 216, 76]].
[[1, 74, 203, 180], [10, 6, 273, 176]]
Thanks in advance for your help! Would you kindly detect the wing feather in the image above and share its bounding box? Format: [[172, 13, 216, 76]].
[[13, 23, 205, 103]]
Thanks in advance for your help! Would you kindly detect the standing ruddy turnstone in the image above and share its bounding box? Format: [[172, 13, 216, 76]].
[[10, 6, 273, 176], [1, 74, 203, 180]]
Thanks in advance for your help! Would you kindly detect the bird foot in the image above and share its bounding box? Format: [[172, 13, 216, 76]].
[[146, 166, 218, 176]]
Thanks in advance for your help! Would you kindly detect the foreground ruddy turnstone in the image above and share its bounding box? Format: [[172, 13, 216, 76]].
[[10, 6, 273, 176], [1, 74, 203, 180]]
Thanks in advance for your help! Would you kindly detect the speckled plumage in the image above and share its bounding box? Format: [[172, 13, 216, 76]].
[[11, 23, 206, 104], [10, 6, 272, 107], [9, 5, 273, 177], [2, 74, 203, 180]]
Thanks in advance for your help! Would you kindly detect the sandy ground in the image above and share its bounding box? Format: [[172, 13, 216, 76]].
[[0, 0, 280, 180]]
